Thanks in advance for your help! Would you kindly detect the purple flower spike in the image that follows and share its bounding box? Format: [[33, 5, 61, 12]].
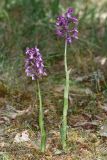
[[25, 47, 47, 80], [56, 8, 78, 44]]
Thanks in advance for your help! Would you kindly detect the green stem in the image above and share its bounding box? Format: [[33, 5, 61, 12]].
[[64, 40, 68, 73], [61, 40, 70, 151], [37, 80, 46, 152]]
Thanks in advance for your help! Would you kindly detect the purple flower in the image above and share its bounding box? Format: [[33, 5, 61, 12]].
[[56, 8, 78, 44], [65, 8, 74, 19], [25, 47, 47, 80]]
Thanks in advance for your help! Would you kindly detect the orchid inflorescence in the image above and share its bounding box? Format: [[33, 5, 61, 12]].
[[25, 47, 47, 80], [56, 8, 78, 44]]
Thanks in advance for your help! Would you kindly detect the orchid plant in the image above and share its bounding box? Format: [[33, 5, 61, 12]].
[[25, 47, 47, 152], [56, 8, 78, 151]]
